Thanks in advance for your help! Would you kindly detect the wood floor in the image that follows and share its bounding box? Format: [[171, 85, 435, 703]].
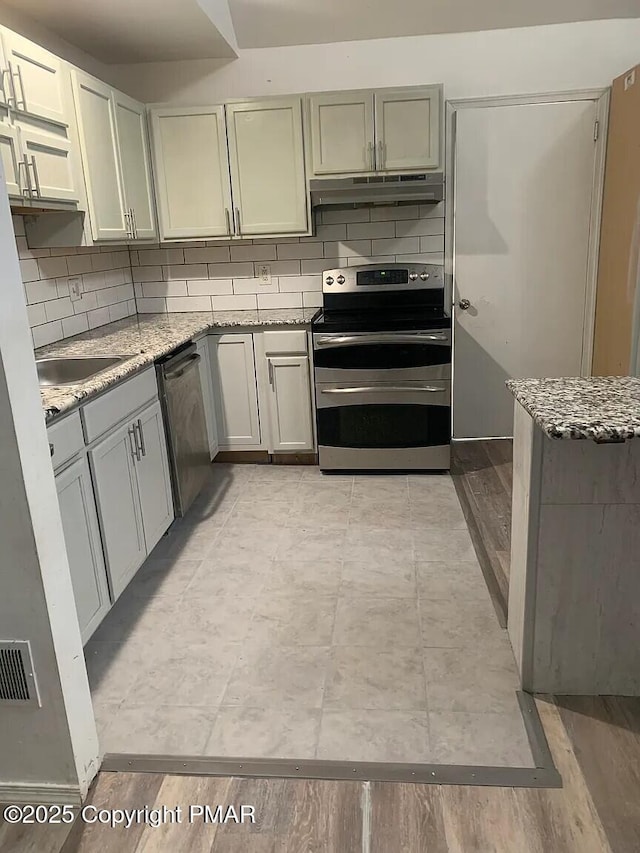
[[451, 439, 513, 625], [3, 695, 640, 852]]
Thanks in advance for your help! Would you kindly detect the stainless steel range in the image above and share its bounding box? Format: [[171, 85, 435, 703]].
[[311, 263, 451, 471]]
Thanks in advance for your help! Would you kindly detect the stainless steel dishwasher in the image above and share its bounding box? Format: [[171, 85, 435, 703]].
[[156, 341, 210, 516]]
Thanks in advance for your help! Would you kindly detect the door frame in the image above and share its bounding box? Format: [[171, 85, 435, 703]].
[[445, 89, 610, 437]]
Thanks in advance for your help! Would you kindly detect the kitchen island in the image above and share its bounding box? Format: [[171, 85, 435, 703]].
[[506, 376, 640, 695]]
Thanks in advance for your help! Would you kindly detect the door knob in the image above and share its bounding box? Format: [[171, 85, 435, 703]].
[[458, 298, 471, 310]]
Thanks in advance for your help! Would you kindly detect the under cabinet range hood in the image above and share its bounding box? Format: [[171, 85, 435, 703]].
[[310, 172, 443, 208]]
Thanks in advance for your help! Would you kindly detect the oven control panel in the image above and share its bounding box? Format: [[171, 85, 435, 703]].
[[323, 263, 443, 294]]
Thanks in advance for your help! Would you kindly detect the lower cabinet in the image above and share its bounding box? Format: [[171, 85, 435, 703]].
[[90, 399, 173, 601], [55, 455, 111, 644], [263, 355, 314, 451], [209, 333, 262, 449], [196, 336, 219, 460]]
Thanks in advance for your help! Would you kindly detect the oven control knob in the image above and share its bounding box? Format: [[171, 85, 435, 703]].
[[337, 275, 345, 285], [420, 272, 430, 281], [325, 276, 334, 285], [409, 271, 418, 281]]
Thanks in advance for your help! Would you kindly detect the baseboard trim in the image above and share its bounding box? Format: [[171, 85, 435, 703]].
[[0, 782, 82, 805]]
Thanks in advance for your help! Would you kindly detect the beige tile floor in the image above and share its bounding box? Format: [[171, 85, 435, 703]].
[[86, 463, 534, 767]]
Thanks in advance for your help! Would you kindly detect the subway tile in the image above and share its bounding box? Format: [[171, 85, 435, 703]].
[[233, 277, 279, 295], [24, 279, 57, 303], [73, 290, 98, 313], [277, 242, 324, 260], [141, 280, 188, 298], [134, 282, 144, 299], [137, 297, 167, 313], [305, 223, 347, 242], [371, 237, 420, 254], [129, 250, 139, 266], [61, 313, 89, 338], [230, 243, 277, 262], [81, 271, 106, 292], [12, 215, 26, 236], [127, 299, 136, 314], [184, 246, 231, 264], [257, 293, 302, 309], [321, 208, 370, 224], [96, 287, 121, 308], [67, 254, 93, 276], [346, 221, 395, 240], [165, 263, 208, 280], [38, 256, 69, 279], [122, 267, 133, 284], [187, 279, 233, 297], [252, 237, 297, 245], [90, 252, 114, 272], [346, 255, 395, 266], [302, 292, 323, 308], [112, 251, 130, 268], [133, 265, 164, 282], [32, 320, 63, 348], [118, 283, 134, 302], [165, 295, 212, 312], [395, 217, 445, 238], [87, 307, 112, 329], [44, 297, 74, 322], [302, 257, 344, 275], [420, 235, 445, 253], [16, 236, 50, 259], [211, 294, 257, 311], [19, 258, 40, 283], [207, 261, 254, 279], [51, 246, 77, 256], [324, 240, 372, 258], [370, 205, 420, 221], [259, 260, 301, 277], [109, 302, 130, 322], [104, 268, 125, 287], [55, 278, 70, 299], [26, 303, 46, 327], [138, 248, 184, 266], [419, 202, 445, 218], [278, 275, 322, 293]]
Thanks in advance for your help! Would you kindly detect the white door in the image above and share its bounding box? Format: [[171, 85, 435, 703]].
[[18, 127, 79, 203], [114, 92, 157, 240], [210, 334, 261, 447], [134, 401, 174, 554], [0, 123, 22, 197], [375, 87, 441, 171], [150, 106, 233, 239], [196, 336, 219, 460], [308, 91, 375, 175], [56, 456, 111, 644], [90, 421, 146, 601], [453, 99, 600, 438], [226, 98, 308, 235], [265, 355, 314, 451], [72, 71, 128, 241], [2, 30, 68, 125]]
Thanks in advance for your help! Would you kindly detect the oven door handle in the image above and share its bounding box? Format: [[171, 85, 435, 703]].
[[320, 385, 445, 394], [315, 334, 449, 347]]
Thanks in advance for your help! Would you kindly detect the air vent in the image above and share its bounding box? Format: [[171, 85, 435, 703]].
[[0, 641, 40, 706]]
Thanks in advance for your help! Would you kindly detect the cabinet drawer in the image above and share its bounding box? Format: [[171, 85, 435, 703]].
[[48, 411, 85, 471], [262, 330, 308, 355], [82, 367, 158, 443]]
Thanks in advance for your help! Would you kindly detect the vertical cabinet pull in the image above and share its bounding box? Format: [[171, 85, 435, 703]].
[[136, 418, 146, 457], [225, 207, 232, 236], [368, 142, 375, 171], [29, 156, 41, 197], [7, 62, 25, 110], [14, 64, 26, 110], [268, 359, 274, 386], [130, 207, 137, 239], [128, 425, 139, 461], [235, 207, 241, 236], [2, 67, 16, 108], [20, 159, 33, 197], [377, 140, 385, 170], [124, 211, 132, 238]]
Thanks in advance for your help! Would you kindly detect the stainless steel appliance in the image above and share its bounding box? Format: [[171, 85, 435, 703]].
[[156, 342, 210, 516], [310, 172, 444, 208], [312, 263, 451, 470]]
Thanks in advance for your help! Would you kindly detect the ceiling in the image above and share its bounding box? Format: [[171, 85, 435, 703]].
[[229, 0, 640, 49]]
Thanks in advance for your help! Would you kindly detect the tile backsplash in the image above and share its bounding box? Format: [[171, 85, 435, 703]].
[[131, 204, 445, 314], [14, 203, 444, 346], [13, 215, 136, 349]]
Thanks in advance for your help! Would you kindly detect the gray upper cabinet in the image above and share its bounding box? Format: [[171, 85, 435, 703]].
[[113, 90, 157, 240], [308, 85, 442, 176]]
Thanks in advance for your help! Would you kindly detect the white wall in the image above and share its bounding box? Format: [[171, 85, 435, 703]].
[[107, 20, 640, 105]]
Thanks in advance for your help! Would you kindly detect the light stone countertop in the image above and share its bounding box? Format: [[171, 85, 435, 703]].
[[39, 309, 315, 423], [506, 376, 640, 441]]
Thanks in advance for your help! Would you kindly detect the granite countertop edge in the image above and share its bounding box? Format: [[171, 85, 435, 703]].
[[506, 376, 640, 442], [40, 309, 315, 424]]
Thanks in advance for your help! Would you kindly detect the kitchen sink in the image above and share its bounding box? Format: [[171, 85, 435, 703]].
[[36, 355, 131, 386]]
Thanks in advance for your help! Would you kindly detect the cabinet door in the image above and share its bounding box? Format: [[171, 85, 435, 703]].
[[150, 106, 232, 239], [265, 356, 314, 452], [19, 127, 79, 202], [2, 30, 69, 125], [56, 456, 111, 644], [134, 400, 174, 554], [210, 334, 261, 447], [374, 87, 441, 171], [114, 92, 157, 240], [196, 337, 219, 460], [226, 98, 308, 235], [0, 122, 22, 197], [90, 420, 145, 601], [71, 71, 128, 241], [308, 91, 375, 175]]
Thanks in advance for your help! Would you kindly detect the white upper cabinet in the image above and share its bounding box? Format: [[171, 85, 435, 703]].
[[374, 87, 441, 171], [150, 105, 232, 239], [308, 91, 375, 175], [307, 85, 442, 176], [113, 91, 157, 240], [1, 29, 68, 125], [19, 127, 78, 203], [72, 71, 128, 240], [0, 123, 21, 197], [226, 97, 308, 235]]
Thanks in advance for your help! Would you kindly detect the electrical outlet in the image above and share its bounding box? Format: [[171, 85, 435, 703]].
[[69, 277, 83, 302], [624, 69, 636, 90], [258, 264, 271, 285]]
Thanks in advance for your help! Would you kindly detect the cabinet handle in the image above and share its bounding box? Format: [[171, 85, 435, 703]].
[[2, 67, 16, 108], [367, 142, 374, 171], [136, 418, 146, 457], [128, 425, 140, 461], [235, 207, 241, 236], [8, 62, 25, 110], [268, 359, 274, 386], [20, 159, 33, 197], [377, 140, 385, 170], [225, 207, 232, 236], [49, 442, 54, 457], [29, 156, 41, 197], [124, 210, 133, 239], [131, 207, 138, 239]]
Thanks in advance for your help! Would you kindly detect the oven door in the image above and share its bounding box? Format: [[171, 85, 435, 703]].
[[315, 380, 451, 470], [313, 330, 451, 383]]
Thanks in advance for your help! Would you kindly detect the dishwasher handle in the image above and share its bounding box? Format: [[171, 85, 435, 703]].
[[164, 352, 200, 381]]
